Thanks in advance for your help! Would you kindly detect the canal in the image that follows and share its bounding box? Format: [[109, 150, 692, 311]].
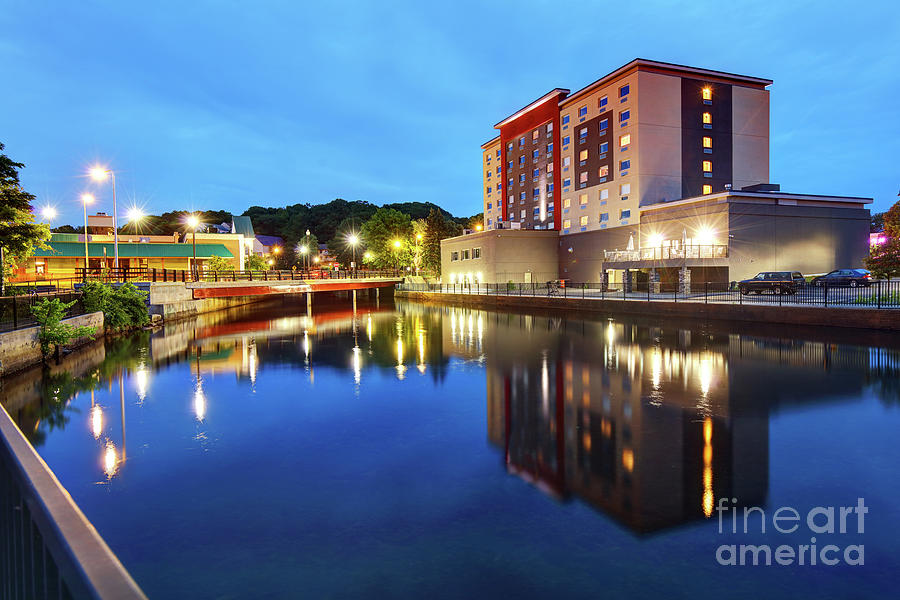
[[2, 296, 899, 599]]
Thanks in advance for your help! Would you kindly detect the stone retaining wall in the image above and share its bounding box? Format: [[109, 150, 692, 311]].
[[0, 312, 104, 377], [396, 291, 900, 331]]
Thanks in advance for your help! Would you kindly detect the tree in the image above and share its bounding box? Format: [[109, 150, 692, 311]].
[[245, 254, 270, 271], [31, 298, 97, 359], [422, 207, 462, 274], [207, 255, 232, 272], [865, 200, 900, 280], [360, 207, 413, 269], [0, 142, 51, 294]]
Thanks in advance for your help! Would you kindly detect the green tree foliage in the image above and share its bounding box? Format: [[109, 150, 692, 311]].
[[360, 207, 413, 269], [245, 254, 269, 271], [206, 255, 232, 272], [30, 298, 97, 359], [422, 208, 462, 274], [0, 142, 51, 292], [81, 281, 149, 330], [865, 200, 900, 280], [295, 232, 320, 267]]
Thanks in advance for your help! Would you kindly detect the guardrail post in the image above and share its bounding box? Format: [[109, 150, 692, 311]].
[[705, 281, 708, 304], [877, 281, 882, 309], [824, 283, 828, 307]]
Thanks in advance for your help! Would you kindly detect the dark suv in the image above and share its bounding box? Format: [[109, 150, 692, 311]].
[[738, 272, 803, 295], [810, 269, 872, 288]]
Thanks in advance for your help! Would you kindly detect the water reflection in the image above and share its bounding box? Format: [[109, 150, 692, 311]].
[[2, 297, 900, 530]]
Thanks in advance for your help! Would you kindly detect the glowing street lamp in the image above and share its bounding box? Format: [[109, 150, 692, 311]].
[[80, 193, 95, 278], [89, 166, 120, 269], [347, 233, 360, 275], [41, 206, 57, 222], [186, 214, 200, 279]]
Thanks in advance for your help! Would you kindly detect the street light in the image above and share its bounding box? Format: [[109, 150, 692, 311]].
[[186, 214, 200, 279], [347, 233, 359, 276], [89, 166, 120, 270], [41, 206, 57, 222], [126, 207, 145, 225], [81, 193, 94, 279], [298, 244, 309, 271]]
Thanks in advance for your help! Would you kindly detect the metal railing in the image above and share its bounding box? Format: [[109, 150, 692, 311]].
[[61, 268, 405, 283], [1, 406, 147, 600], [603, 244, 728, 262], [0, 291, 85, 333], [398, 279, 900, 309]]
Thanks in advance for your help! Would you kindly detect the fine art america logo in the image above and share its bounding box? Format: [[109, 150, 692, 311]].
[[714, 498, 867, 566]]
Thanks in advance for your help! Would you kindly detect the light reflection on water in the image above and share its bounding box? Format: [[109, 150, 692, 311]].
[[2, 296, 899, 599]]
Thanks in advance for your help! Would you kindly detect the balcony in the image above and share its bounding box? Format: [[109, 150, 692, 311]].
[[603, 244, 728, 262]]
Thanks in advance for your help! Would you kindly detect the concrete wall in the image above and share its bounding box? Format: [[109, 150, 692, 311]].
[[0, 312, 104, 377], [728, 201, 870, 281], [441, 230, 559, 284], [148, 282, 265, 321]]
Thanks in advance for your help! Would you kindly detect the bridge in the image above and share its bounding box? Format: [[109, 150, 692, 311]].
[[188, 277, 402, 299]]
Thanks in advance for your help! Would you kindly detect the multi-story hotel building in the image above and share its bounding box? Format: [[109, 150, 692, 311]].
[[449, 59, 871, 285], [482, 59, 771, 234]]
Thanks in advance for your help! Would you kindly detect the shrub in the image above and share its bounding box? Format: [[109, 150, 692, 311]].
[[30, 298, 97, 359], [207, 255, 233, 273], [80, 280, 149, 330]]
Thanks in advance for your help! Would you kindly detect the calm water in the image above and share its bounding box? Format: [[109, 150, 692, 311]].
[[3, 296, 899, 599]]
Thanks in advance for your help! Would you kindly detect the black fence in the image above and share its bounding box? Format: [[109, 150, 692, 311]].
[[398, 280, 900, 309], [0, 291, 85, 333], [66, 268, 405, 283]]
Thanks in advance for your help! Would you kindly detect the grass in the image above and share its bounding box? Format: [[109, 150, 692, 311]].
[[853, 291, 900, 306]]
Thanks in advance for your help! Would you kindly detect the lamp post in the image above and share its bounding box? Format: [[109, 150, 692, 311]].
[[298, 244, 308, 272], [81, 194, 95, 280], [186, 214, 200, 280], [347, 233, 359, 278], [89, 166, 119, 270]]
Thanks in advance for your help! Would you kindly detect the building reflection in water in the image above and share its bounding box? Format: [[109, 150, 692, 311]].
[[434, 305, 898, 535]]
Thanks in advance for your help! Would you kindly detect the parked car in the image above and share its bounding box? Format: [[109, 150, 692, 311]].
[[738, 272, 803, 295], [810, 269, 872, 288]]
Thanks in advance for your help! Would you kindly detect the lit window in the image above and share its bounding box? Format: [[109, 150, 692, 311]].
[[520, 209, 525, 218], [598, 95, 608, 108], [547, 162, 553, 173], [580, 215, 589, 226], [563, 219, 571, 230], [702, 112, 712, 125], [579, 193, 588, 206], [702, 87, 713, 101], [599, 118, 609, 132], [563, 157, 570, 167], [579, 172, 588, 183], [508, 195, 514, 204], [619, 84, 630, 98], [620, 183, 631, 195], [547, 122, 553, 132], [702, 184, 713, 194], [702, 160, 712, 173], [579, 106, 587, 117], [598, 165, 609, 178], [619, 133, 631, 148], [703, 136, 712, 149], [563, 198, 571, 208], [579, 127, 588, 139], [532, 130, 540, 140], [579, 149, 588, 161], [620, 110, 630, 122], [562, 115, 570, 125], [599, 141, 608, 154], [600, 189, 609, 200]]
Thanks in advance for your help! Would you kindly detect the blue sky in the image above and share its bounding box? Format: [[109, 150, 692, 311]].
[[1, 0, 898, 224]]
